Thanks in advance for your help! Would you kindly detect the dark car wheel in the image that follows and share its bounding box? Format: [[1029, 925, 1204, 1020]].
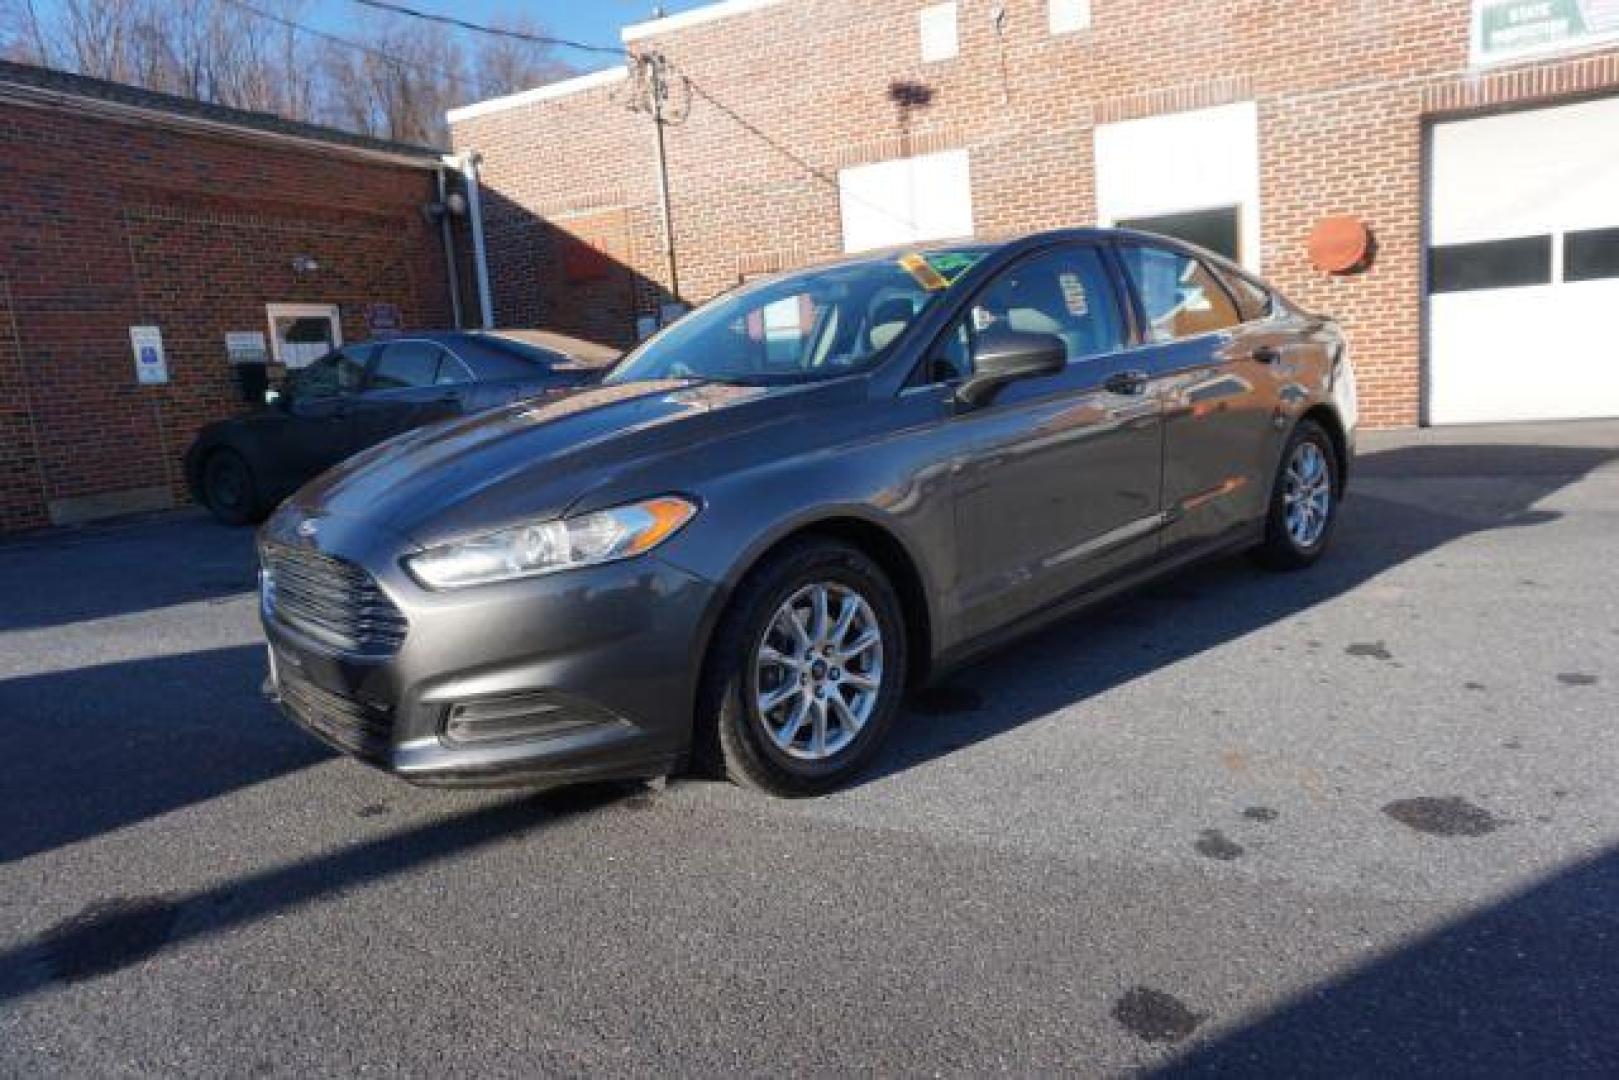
[[202, 448, 262, 526], [1253, 418, 1339, 571], [700, 538, 908, 796]]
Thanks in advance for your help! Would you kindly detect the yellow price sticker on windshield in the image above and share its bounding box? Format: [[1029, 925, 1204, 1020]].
[[898, 252, 950, 291]]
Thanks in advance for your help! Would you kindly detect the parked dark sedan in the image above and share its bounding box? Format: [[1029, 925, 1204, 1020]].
[[187, 329, 616, 524], [260, 229, 1357, 796]]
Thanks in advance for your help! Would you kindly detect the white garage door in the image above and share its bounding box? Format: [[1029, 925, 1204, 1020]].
[[1428, 96, 1619, 424]]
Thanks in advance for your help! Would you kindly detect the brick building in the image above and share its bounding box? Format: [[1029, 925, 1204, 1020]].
[[449, 0, 1619, 429], [0, 61, 473, 532]]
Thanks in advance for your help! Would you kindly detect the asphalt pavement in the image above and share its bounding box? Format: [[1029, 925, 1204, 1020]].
[[1, 421, 1616, 1077]]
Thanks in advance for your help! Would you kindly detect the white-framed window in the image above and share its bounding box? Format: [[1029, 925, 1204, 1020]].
[[838, 148, 975, 254], [266, 303, 342, 368], [1050, 0, 1091, 33], [1094, 102, 1262, 272], [919, 2, 958, 62]]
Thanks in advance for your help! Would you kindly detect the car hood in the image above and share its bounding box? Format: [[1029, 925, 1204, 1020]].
[[285, 378, 840, 546]]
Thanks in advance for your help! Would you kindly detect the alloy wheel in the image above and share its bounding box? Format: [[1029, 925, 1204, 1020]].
[[752, 582, 884, 761], [1283, 441, 1331, 548]]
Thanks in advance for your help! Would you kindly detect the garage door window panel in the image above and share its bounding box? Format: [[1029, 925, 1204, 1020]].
[[1429, 235, 1552, 293], [1118, 246, 1241, 341], [1564, 227, 1619, 283]]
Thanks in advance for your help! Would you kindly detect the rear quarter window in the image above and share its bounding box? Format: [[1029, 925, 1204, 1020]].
[[1217, 270, 1274, 323]]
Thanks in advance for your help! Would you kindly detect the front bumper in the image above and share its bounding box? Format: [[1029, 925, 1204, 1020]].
[[259, 512, 721, 788]]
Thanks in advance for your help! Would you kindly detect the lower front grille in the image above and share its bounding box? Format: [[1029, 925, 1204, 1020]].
[[278, 670, 395, 763]]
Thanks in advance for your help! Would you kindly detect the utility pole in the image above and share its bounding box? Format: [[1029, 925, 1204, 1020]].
[[642, 52, 681, 306]]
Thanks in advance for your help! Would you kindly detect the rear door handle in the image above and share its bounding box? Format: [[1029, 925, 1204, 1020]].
[[1104, 370, 1150, 396], [1251, 345, 1282, 364]]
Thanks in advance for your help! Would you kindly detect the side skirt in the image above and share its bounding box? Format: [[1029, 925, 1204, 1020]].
[[926, 521, 1264, 683]]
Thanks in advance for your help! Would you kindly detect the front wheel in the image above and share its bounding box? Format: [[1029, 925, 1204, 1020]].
[[1253, 419, 1339, 571], [201, 448, 262, 526], [700, 539, 908, 796]]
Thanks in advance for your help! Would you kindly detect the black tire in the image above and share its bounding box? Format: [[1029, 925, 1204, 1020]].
[[1252, 418, 1340, 571], [698, 538, 908, 797], [201, 448, 262, 526]]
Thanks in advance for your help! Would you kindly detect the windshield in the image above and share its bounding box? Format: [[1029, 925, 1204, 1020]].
[[605, 248, 988, 385]]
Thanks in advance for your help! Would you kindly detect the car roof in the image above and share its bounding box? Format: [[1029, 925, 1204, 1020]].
[[470, 329, 620, 368], [734, 227, 1170, 283], [743, 227, 1282, 301], [379, 329, 621, 374]]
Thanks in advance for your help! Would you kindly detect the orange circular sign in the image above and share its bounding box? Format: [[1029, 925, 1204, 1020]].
[[1307, 216, 1371, 274]]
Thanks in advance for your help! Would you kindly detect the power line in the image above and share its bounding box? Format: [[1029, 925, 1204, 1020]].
[[218, 0, 466, 83], [347, 0, 629, 58], [680, 76, 843, 195], [239, 0, 913, 265], [678, 73, 915, 231]]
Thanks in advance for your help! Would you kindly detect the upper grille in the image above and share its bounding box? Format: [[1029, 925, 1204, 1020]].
[[261, 543, 407, 655]]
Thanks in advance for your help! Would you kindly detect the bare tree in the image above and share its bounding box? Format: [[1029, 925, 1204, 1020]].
[[0, 0, 574, 145], [474, 13, 573, 101]]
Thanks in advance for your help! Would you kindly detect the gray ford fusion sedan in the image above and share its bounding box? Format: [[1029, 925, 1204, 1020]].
[[260, 228, 1357, 796]]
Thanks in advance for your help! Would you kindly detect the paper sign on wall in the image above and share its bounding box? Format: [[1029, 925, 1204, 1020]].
[[130, 325, 168, 385], [226, 331, 268, 364], [365, 302, 403, 336]]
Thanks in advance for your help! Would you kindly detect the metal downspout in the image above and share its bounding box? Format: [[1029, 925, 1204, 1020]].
[[435, 164, 465, 329], [454, 152, 495, 330]]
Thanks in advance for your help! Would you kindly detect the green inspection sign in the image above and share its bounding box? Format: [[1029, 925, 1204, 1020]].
[[1474, 0, 1619, 65]]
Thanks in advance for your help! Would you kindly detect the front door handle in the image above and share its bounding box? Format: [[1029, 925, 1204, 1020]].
[[1104, 370, 1150, 396], [1251, 345, 1282, 364]]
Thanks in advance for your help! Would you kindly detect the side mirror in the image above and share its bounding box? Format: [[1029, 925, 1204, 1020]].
[[956, 328, 1067, 407]]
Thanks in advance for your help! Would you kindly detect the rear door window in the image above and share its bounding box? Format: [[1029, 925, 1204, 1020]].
[[370, 341, 448, 390], [294, 345, 371, 398], [434, 352, 475, 385], [1118, 245, 1242, 341]]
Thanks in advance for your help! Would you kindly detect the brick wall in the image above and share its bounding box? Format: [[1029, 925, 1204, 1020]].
[[451, 0, 1619, 428], [0, 101, 459, 531]]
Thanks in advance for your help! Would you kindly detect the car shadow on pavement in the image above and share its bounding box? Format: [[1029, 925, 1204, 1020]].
[[0, 644, 328, 865], [1156, 840, 1619, 1075], [0, 513, 258, 633], [0, 783, 641, 1005], [869, 440, 1616, 785]]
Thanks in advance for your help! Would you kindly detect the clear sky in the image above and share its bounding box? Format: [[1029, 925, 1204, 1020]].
[[308, 0, 715, 64]]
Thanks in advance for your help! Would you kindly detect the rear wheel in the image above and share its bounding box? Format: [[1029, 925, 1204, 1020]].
[[700, 539, 907, 796], [1253, 419, 1339, 570], [201, 448, 262, 526]]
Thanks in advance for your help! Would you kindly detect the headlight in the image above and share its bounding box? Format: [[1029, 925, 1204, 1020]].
[[404, 496, 697, 589]]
